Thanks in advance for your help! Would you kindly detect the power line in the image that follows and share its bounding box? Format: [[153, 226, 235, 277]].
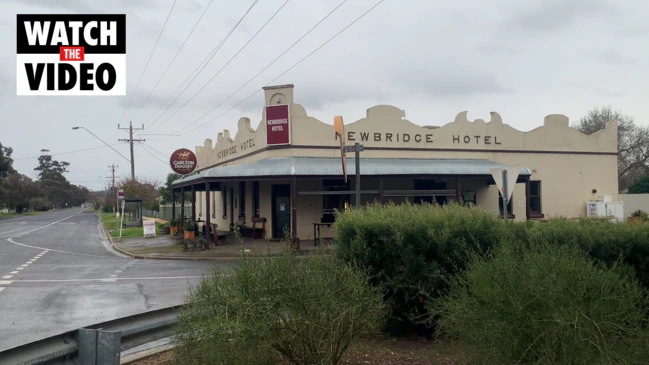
[[146, 0, 289, 135], [178, 0, 385, 137], [144, 0, 259, 132], [140, 144, 169, 165], [13, 143, 128, 161], [118, 0, 178, 125], [143, 143, 169, 158], [169, 0, 348, 135], [128, 0, 215, 123]]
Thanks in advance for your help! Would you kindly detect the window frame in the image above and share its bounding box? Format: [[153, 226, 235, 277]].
[[239, 181, 246, 218], [222, 188, 227, 220], [529, 180, 544, 218]]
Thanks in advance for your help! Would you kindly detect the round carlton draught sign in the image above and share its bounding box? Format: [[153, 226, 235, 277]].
[[170, 148, 197, 175]]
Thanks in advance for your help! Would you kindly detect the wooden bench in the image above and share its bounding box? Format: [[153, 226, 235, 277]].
[[249, 217, 267, 239], [210, 223, 228, 245]]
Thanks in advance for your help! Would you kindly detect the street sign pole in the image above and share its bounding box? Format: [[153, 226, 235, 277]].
[[355, 143, 361, 209], [502, 169, 508, 221]]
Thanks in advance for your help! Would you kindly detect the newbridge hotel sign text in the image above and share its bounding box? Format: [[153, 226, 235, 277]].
[[335, 131, 503, 145]]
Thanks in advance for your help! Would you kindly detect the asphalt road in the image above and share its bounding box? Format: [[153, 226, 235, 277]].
[[0, 208, 225, 352]]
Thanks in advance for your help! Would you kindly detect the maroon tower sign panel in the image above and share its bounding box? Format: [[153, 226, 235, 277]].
[[170, 148, 197, 175], [266, 104, 290, 145]]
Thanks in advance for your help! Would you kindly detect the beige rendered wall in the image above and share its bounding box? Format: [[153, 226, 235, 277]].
[[187, 84, 619, 222]]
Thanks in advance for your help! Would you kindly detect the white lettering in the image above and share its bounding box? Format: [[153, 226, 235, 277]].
[[68, 21, 83, 45], [24, 21, 50, 46], [84, 21, 98, 46], [100, 21, 117, 46], [267, 118, 288, 125], [50, 22, 68, 45]]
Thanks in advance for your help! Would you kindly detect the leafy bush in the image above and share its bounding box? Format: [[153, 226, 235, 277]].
[[173, 250, 385, 365], [521, 218, 649, 289], [437, 242, 649, 364], [333, 201, 510, 336]]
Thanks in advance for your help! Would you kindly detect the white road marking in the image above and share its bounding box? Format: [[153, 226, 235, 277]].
[[115, 270, 123, 273], [16, 267, 24, 270], [0, 281, 13, 285], [3, 275, 12, 279], [22, 264, 29, 267], [10, 271, 18, 274], [8, 237, 130, 259], [0, 288, 5, 293], [9, 275, 206, 283], [109, 274, 118, 278]]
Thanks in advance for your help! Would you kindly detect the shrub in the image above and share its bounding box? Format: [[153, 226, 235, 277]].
[[172, 250, 385, 365], [333, 201, 510, 336], [522, 218, 649, 289], [437, 242, 649, 364]]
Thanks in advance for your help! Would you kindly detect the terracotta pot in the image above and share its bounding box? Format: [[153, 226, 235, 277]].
[[170, 226, 178, 236], [184, 230, 196, 239]]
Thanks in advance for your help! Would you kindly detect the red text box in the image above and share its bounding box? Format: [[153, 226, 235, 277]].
[[60, 46, 85, 61]]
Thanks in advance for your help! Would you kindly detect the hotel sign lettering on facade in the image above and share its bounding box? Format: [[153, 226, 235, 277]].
[[452, 135, 502, 145], [335, 131, 435, 143], [216, 138, 256, 159], [335, 131, 503, 146]]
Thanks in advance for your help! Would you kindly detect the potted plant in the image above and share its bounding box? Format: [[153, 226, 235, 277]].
[[170, 218, 180, 236], [159, 222, 171, 235], [629, 210, 648, 223], [184, 219, 197, 239]]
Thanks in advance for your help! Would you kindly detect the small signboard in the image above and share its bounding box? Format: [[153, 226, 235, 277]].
[[117, 189, 125, 200], [143, 219, 156, 238], [266, 104, 290, 145]]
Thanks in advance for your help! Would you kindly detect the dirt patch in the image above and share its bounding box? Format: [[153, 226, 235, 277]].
[[127, 336, 468, 365]]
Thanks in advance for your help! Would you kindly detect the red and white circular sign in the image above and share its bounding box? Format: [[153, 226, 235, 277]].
[[169, 148, 197, 175]]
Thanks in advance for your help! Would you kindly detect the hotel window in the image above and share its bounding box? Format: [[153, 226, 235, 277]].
[[322, 179, 350, 223], [499, 196, 513, 216], [239, 182, 246, 217], [530, 181, 542, 216], [414, 179, 447, 205], [253, 181, 260, 217], [222, 188, 227, 219]]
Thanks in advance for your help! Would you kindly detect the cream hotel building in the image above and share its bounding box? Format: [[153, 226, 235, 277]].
[[171, 84, 619, 243]]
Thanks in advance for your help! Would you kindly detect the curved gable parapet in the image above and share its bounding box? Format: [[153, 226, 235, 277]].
[[193, 88, 619, 170]]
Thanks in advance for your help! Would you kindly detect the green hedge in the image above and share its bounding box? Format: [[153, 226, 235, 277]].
[[438, 242, 649, 364], [333, 201, 511, 336], [520, 218, 649, 289]]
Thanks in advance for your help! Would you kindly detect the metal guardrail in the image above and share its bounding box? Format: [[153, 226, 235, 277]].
[[0, 305, 182, 365]]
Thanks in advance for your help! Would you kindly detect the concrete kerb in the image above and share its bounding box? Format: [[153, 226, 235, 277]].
[[97, 213, 326, 262]]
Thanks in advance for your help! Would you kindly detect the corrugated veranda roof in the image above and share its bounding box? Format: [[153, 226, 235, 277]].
[[171, 157, 531, 186]]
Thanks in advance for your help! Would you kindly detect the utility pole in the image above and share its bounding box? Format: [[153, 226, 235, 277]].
[[118, 121, 145, 181], [108, 164, 118, 188]]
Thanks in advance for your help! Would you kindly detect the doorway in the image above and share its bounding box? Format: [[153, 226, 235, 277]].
[[272, 184, 291, 239]]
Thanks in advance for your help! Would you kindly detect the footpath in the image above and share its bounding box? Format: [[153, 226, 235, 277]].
[[100, 216, 328, 262]]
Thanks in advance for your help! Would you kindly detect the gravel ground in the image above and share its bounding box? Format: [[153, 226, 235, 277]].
[[127, 335, 469, 365]]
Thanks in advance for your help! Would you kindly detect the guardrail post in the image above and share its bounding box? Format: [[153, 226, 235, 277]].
[[78, 328, 97, 364], [97, 330, 121, 364]]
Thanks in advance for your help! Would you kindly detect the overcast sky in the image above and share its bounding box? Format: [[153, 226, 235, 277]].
[[2, 0, 648, 191]]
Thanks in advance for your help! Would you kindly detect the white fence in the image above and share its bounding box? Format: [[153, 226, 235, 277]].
[[619, 194, 649, 218]]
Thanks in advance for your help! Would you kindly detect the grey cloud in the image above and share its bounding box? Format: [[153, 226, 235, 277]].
[[501, 0, 617, 34], [594, 48, 635, 65], [392, 67, 514, 98]]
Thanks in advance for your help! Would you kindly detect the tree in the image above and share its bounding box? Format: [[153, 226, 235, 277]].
[[573, 106, 649, 191], [3, 174, 43, 213], [0, 142, 16, 181], [118, 177, 161, 210], [159, 172, 181, 204], [34, 150, 69, 180], [628, 174, 649, 194]]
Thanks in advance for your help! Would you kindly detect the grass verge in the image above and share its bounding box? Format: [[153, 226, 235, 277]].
[[99, 212, 166, 239]]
